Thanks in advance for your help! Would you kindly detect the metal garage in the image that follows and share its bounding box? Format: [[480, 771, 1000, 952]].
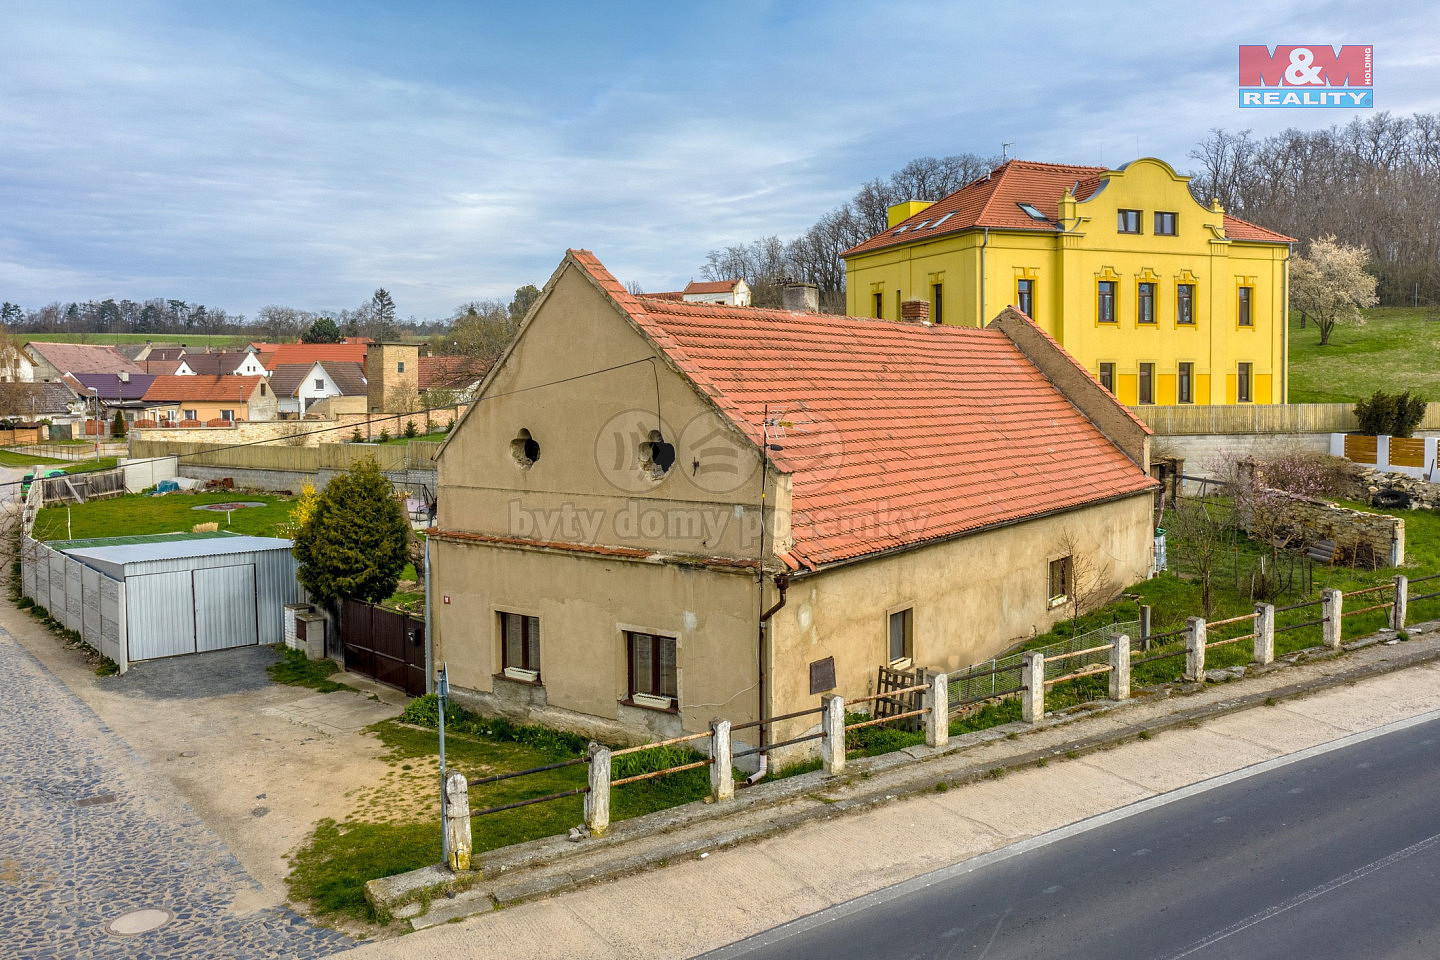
[[58, 534, 304, 664]]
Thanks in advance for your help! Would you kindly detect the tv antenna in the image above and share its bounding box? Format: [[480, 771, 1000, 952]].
[[1001, 141, 1014, 162]]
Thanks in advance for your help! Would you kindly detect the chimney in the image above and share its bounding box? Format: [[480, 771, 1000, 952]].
[[900, 299, 931, 324], [781, 282, 820, 313]]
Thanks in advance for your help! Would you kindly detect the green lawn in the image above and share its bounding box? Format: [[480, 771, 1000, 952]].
[[19, 332, 248, 347], [287, 704, 715, 924], [0, 450, 68, 467], [1288, 307, 1440, 403], [34, 490, 295, 542]]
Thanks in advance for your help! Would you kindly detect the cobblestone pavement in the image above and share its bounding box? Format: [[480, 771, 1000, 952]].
[[0, 625, 352, 959]]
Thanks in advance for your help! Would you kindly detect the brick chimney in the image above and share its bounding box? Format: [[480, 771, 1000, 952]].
[[781, 282, 820, 313], [900, 299, 931, 324]]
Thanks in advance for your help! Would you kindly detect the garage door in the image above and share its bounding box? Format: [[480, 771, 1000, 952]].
[[125, 564, 260, 661], [194, 564, 258, 652], [126, 571, 196, 661]]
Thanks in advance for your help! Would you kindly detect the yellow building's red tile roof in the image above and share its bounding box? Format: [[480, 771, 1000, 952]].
[[843, 159, 1293, 257], [569, 250, 1156, 569], [143, 375, 266, 403]]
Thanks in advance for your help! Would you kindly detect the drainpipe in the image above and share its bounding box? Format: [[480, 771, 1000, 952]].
[[978, 227, 989, 326], [744, 573, 789, 787], [424, 533, 434, 694]]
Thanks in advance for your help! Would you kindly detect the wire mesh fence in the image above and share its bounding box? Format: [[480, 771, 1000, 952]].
[[948, 620, 1138, 709]]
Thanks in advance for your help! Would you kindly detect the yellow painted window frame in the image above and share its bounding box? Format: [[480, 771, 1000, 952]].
[[1098, 361, 1117, 394], [1174, 272, 1198, 328], [1095, 268, 1121, 326], [1177, 361, 1195, 404], [1136, 277, 1158, 326], [1236, 282, 1256, 329]]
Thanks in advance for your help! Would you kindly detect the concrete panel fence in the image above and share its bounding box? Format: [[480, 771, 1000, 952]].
[[19, 535, 128, 673]]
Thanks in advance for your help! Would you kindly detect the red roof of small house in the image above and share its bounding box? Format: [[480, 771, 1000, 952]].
[[842, 159, 1294, 257], [142, 375, 267, 404], [638, 291, 686, 302], [25, 342, 143, 376], [263, 343, 369, 369], [566, 250, 1156, 570], [683, 280, 742, 295]]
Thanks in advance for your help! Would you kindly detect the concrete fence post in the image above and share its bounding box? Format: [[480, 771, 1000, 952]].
[[1322, 588, 1344, 649], [1392, 575, 1408, 631], [820, 693, 846, 776], [1021, 651, 1045, 724], [1254, 602, 1275, 666], [709, 718, 734, 803], [1185, 616, 1207, 681], [924, 672, 949, 749], [1109, 634, 1130, 701], [1139, 605, 1153, 651], [584, 742, 611, 837], [443, 771, 472, 872]]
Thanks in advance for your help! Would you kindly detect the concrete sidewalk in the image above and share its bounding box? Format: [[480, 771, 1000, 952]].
[[341, 623, 1440, 959]]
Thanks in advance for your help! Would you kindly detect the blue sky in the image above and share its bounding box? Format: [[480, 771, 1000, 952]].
[[1, 1, 1434, 320]]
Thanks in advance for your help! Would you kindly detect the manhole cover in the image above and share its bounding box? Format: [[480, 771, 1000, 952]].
[[191, 502, 266, 511], [105, 908, 173, 936]]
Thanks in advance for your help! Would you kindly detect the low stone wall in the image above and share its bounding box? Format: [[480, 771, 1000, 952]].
[[1264, 491, 1405, 568], [1359, 469, 1440, 510], [134, 420, 323, 445]]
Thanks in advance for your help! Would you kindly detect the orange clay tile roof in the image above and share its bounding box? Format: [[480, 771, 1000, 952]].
[[842, 159, 1293, 257], [684, 280, 741, 295], [142, 375, 267, 403], [568, 250, 1156, 570], [263, 343, 370, 369]]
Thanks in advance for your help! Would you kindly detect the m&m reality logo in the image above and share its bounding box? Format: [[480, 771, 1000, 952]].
[[1238, 45, 1373, 108]]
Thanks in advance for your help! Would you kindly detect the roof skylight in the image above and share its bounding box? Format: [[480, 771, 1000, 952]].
[[929, 212, 954, 229], [1018, 203, 1049, 221]]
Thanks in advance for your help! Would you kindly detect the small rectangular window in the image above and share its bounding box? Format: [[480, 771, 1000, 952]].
[[1238, 362, 1253, 403], [627, 631, 677, 702], [1049, 557, 1071, 607], [1238, 287, 1253, 326], [932, 282, 943, 325], [888, 609, 913, 664], [1176, 284, 1195, 325], [501, 612, 540, 675], [1097, 281, 1117, 323], [873, 292, 883, 319], [1117, 209, 1141, 233], [1099, 362, 1116, 393], [220, 409, 235, 421], [183, 409, 197, 421], [397, 361, 405, 373], [1178, 362, 1194, 404], [1138, 363, 1155, 405], [1154, 212, 1177, 235], [314, 378, 325, 390], [1137, 282, 1155, 324], [1017, 279, 1035, 318]]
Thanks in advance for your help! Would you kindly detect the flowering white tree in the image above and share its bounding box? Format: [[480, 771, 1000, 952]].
[[1290, 235, 1380, 346]]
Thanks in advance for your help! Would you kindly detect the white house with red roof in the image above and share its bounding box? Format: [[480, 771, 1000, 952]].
[[430, 251, 1157, 750]]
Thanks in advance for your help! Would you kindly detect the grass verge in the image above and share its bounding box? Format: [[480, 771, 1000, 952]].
[[34, 490, 294, 542], [266, 645, 357, 693]]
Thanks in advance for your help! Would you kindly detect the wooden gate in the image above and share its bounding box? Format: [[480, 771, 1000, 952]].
[[340, 598, 427, 697], [874, 665, 925, 731]]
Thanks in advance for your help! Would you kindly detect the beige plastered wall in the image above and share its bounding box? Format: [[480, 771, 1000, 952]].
[[764, 492, 1155, 745], [430, 538, 761, 743], [436, 262, 789, 562]]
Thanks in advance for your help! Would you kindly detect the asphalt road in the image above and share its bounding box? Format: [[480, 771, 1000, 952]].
[[703, 712, 1440, 960]]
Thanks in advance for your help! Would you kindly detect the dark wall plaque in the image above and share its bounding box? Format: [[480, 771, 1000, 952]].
[[809, 656, 836, 695]]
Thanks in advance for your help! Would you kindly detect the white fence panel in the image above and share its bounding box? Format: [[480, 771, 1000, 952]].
[[64, 557, 83, 632]]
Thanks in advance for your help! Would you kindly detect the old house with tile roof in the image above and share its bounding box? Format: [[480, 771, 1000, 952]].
[[843, 156, 1293, 406], [141, 374, 277, 424], [430, 251, 1157, 750], [24, 342, 143, 382], [269, 360, 368, 418]]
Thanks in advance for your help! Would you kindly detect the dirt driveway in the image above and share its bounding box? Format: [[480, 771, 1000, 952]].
[[0, 597, 409, 917]]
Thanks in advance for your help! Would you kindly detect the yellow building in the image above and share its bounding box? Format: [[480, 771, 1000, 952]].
[[843, 157, 1294, 405]]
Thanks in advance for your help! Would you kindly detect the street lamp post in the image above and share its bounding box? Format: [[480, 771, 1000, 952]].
[[88, 387, 99, 459]]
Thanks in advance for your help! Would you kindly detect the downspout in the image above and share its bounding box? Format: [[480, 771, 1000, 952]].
[[978, 227, 989, 326], [745, 573, 789, 787], [424, 533, 435, 694]]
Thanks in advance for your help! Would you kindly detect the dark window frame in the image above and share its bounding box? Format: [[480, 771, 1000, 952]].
[[1017, 278, 1035, 318], [1048, 557, 1072, 606], [873, 292, 883, 319], [1176, 284, 1196, 325], [501, 612, 541, 674], [1154, 211, 1178, 235], [888, 608, 913, 664], [1099, 362, 1116, 393], [1138, 362, 1155, 405], [627, 630, 678, 701], [1097, 280, 1117, 323], [932, 282, 944, 325], [1117, 209, 1142, 234], [1178, 362, 1194, 404], [1137, 282, 1156, 324], [1238, 362, 1253, 403], [1238, 286, 1254, 326]]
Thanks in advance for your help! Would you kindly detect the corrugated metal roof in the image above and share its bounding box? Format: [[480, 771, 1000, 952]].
[[60, 534, 294, 567]]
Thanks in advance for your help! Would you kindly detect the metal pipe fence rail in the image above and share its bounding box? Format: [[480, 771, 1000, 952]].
[[1274, 617, 1327, 634], [1043, 663, 1111, 687], [732, 731, 825, 761], [471, 787, 590, 819]]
